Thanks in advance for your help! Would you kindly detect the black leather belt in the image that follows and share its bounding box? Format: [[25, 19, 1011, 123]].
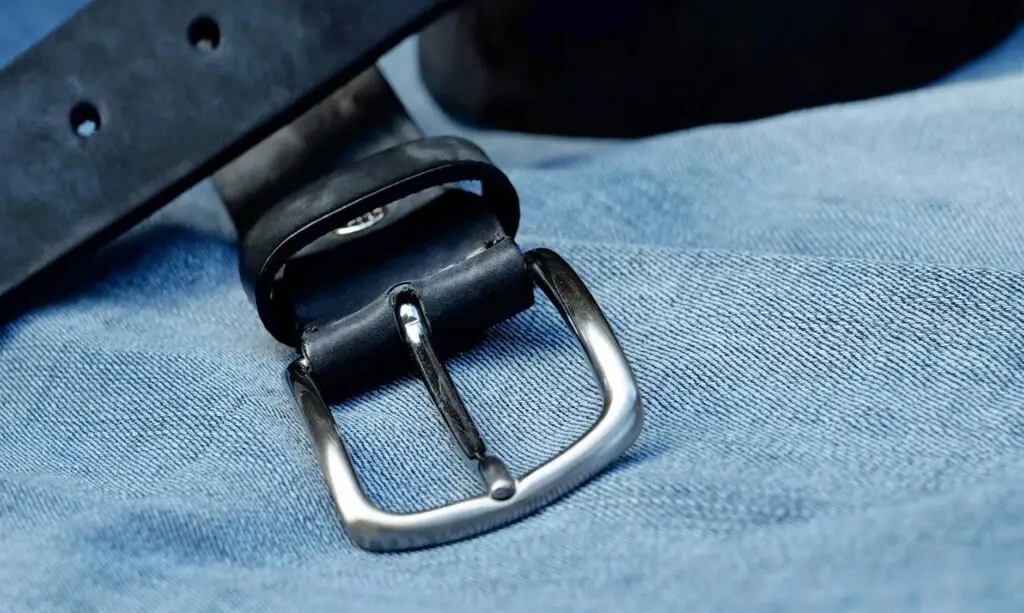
[[0, 0, 643, 551], [0, 0, 455, 319]]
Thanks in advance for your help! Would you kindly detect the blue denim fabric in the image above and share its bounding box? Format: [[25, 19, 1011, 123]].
[[3, 4, 1024, 612]]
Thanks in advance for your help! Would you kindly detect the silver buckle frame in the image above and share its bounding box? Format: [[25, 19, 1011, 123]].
[[287, 248, 643, 551]]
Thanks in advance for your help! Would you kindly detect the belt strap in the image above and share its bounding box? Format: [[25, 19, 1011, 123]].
[[239, 135, 534, 401], [0, 0, 452, 320]]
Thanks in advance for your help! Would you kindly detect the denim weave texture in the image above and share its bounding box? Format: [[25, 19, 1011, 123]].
[[2, 3, 1024, 611]]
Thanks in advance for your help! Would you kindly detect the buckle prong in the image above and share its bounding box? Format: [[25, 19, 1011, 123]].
[[397, 300, 516, 501]]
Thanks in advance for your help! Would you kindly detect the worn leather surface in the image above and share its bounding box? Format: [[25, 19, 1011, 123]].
[[238, 136, 533, 401], [300, 221, 532, 403], [214, 67, 425, 236], [0, 0, 453, 321]]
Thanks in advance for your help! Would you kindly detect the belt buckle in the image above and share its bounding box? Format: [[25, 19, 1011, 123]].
[[286, 248, 643, 552]]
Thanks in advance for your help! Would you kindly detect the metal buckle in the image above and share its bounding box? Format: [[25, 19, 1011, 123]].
[[286, 248, 643, 551]]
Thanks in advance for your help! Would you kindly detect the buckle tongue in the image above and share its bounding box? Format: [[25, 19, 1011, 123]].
[[397, 298, 517, 501], [287, 249, 643, 551]]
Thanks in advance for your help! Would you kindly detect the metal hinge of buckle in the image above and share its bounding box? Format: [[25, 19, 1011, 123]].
[[286, 248, 643, 552]]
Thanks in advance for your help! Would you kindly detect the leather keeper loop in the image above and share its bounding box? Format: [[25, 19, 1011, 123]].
[[239, 136, 522, 346]]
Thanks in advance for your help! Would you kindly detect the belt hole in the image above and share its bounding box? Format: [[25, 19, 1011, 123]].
[[188, 16, 221, 51], [70, 102, 101, 138]]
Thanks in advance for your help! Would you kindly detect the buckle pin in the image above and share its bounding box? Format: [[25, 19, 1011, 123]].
[[397, 300, 516, 501]]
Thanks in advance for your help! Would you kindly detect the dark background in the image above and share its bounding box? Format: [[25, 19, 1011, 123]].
[[420, 0, 1024, 136]]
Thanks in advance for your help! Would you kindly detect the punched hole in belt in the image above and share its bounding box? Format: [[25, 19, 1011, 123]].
[[188, 16, 222, 51], [70, 102, 101, 138]]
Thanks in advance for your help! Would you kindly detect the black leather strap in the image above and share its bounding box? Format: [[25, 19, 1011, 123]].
[[296, 191, 533, 402], [238, 136, 533, 402], [240, 136, 523, 345], [214, 66, 425, 237], [0, 0, 453, 321]]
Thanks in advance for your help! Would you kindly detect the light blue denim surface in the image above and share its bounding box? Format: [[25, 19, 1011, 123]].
[[3, 3, 1024, 612]]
